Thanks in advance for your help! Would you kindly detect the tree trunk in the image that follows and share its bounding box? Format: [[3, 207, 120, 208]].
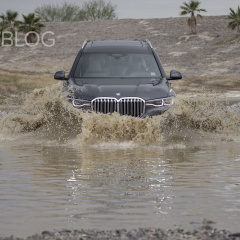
[[191, 14, 197, 34], [237, 23, 240, 35], [10, 21, 14, 29], [27, 34, 33, 43], [188, 13, 197, 34]]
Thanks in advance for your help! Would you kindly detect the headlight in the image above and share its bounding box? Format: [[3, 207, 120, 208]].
[[146, 97, 174, 106], [146, 99, 163, 106], [163, 97, 174, 106], [72, 99, 91, 107]]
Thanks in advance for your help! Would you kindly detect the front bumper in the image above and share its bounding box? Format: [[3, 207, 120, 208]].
[[141, 105, 171, 118]]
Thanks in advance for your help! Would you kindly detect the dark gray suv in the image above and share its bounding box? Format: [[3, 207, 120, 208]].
[[54, 39, 182, 117]]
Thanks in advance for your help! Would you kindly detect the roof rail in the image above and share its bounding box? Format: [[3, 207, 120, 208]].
[[144, 39, 153, 49], [81, 39, 89, 49]]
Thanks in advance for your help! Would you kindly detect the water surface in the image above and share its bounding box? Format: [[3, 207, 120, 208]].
[[0, 84, 239, 237], [0, 141, 240, 237]]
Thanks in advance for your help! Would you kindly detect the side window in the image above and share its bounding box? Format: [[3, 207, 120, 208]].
[[142, 54, 161, 77]]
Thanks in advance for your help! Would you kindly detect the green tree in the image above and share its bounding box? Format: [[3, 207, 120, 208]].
[[0, 10, 19, 46], [35, 0, 117, 22], [180, 0, 207, 34], [35, 2, 85, 22], [82, 0, 117, 21], [0, 20, 8, 33], [0, 21, 8, 46], [228, 6, 240, 35], [18, 13, 45, 43], [0, 10, 19, 29]]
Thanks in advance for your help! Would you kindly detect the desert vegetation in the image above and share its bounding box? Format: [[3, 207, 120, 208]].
[[180, 1, 240, 36], [34, 0, 117, 22], [81, 0, 117, 21], [18, 13, 45, 43], [180, 0, 207, 34], [0, 10, 19, 29], [0, 11, 45, 45], [0, 0, 117, 46], [0, 69, 55, 104], [34, 2, 86, 22], [228, 5, 240, 35], [0, 10, 19, 45]]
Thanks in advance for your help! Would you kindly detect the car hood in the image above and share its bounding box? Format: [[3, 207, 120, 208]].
[[71, 82, 173, 101]]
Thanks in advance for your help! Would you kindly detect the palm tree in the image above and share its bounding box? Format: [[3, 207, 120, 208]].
[[19, 13, 45, 43], [0, 13, 6, 22], [0, 21, 8, 45], [180, 0, 207, 34], [0, 10, 19, 29], [228, 6, 240, 35], [0, 20, 8, 31]]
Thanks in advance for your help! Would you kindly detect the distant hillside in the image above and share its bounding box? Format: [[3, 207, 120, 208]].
[[0, 16, 240, 77]]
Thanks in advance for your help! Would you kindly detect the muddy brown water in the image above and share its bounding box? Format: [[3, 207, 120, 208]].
[[0, 84, 240, 238]]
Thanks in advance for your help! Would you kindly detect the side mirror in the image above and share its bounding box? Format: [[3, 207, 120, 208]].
[[168, 70, 182, 80], [54, 71, 67, 80]]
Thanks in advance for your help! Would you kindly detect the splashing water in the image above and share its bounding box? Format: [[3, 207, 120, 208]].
[[159, 95, 239, 142], [0, 83, 239, 144]]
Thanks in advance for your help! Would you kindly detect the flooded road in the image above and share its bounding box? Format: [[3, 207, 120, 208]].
[[0, 141, 240, 237], [0, 84, 240, 237]]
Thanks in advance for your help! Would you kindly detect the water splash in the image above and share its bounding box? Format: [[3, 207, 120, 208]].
[[0, 83, 82, 141], [159, 96, 239, 141], [79, 112, 161, 144], [0, 83, 239, 144]]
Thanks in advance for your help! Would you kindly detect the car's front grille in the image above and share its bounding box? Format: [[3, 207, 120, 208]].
[[92, 98, 117, 114], [118, 98, 145, 117], [91, 97, 145, 117]]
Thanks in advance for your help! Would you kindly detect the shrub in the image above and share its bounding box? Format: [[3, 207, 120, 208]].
[[35, 0, 117, 22]]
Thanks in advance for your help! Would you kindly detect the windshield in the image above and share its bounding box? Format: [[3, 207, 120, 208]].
[[73, 52, 162, 78]]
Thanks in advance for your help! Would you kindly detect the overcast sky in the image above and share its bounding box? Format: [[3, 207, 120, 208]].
[[1, 0, 239, 19]]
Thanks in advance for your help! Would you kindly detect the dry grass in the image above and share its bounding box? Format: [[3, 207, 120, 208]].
[[0, 69, 56, 104], [171, 75, 240, 95], [215, 35, 240, 45]]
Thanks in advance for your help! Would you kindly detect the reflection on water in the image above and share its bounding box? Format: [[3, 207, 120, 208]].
[[0, 142, 240, 237]]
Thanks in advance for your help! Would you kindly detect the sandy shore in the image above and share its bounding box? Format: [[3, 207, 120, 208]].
[[1, 225, 240, 240]]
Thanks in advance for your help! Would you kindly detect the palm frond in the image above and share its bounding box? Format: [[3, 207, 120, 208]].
[[229, 8, 236, 17], [182, 2, 190, 8], [180, 10, 189, 16], [189, 0, 200, 10], [6, 10, 18, 21], [198, 8, 207, 12], [0, 13, 6, 21], [180, 5, 190, 12], [180, 0, 206, 16], [228, 7, 240, 23], [19, 13, 45, 34], [235, 5, 240, 16], [228, 20, 237, 30]]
